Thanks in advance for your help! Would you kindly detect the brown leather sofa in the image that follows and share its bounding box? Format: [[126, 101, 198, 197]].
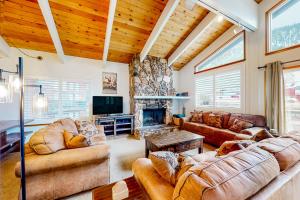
[[15, 119, 110, 200], [133, 137, 300, 200], [182, 112, 268, 147]]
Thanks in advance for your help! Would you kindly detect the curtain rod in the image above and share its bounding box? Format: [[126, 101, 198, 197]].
[[257, 59, 300, 69]]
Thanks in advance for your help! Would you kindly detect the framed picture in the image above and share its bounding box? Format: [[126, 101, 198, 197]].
[[102, 72, 117, 94]]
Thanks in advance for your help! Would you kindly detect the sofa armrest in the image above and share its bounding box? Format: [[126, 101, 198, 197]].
[[15, 144, 110, 177]]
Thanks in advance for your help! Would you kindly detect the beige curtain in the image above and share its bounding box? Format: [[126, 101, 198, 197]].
[[265, 61, 286, 135]]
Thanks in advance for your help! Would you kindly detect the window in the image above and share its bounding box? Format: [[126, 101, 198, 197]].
[[195, 67, 242, 110], [195, 31, 245, 73], [267, 0, 300, 54], [284, 67, 300, 133], [25, 78, 90, 121]]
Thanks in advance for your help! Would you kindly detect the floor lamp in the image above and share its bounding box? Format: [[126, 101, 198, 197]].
[[0, 57, 48, 200]]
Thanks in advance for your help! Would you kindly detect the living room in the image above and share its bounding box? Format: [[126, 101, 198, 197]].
[[0, 0, 300, 200]]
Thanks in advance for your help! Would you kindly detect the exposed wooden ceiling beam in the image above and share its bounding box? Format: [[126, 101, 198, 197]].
[[103, 0, 117, 64], [38, 0, 65, 63], [0, 36, 10, 57], [197, 0, 258, 31], [140, 0, 180, 62], [183, 25, 243, 70], [168, 12, 217, 66]]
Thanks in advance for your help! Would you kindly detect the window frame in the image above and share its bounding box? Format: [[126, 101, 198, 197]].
[[283, 65, 300, 133], [194, 30, 246, 74], [194, 63, 246, 113], [266, 0, 300, 55], [24, 76, 91, 124]]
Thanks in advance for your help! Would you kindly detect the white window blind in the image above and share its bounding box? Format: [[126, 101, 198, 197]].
[[24, 78, 90, 120], [195, 68, 241, 110], [195, 75, 213, 108], [215, 70, 241, 108]]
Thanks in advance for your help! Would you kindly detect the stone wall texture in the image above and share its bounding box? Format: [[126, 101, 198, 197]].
[[129, 54, 175, 134]]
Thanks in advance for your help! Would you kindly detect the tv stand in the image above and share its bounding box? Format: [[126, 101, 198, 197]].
[[94, 114, 134, 136]]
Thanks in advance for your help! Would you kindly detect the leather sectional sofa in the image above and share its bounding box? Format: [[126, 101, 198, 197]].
[[182, 112, 268, 147], [133, 136, 300, 200]]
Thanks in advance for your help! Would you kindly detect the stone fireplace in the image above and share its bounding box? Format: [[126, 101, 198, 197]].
[[129, 55, 176, 138]]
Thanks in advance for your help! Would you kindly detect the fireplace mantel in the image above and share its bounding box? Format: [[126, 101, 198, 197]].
[[134, 96, 190, 100]]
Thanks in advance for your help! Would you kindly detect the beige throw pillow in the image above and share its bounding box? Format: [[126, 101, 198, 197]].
[[63, 130, 89, 149], [75, 120, 103, 145], [29, 126, 65, 155], [149, 151, 179, 185]]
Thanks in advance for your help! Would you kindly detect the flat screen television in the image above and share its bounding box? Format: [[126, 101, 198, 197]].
[[93, 96, 123, 115]]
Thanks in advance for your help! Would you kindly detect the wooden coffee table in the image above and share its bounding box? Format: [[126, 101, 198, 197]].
[[145, 130, 204, 157], [92, 176, 147, 200]]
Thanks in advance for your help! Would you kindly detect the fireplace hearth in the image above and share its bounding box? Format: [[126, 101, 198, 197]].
[[143, 108, 166, 126]]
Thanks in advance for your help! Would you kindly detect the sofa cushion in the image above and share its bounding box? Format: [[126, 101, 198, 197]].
[[190, 111, 203, 123], [15, 144, 110, 177], [54, 118, 78, 135], [207, 113, 223, 128], [29, 126, 65, 155], [213, 111, 231, 128], [256, 138, 300, 171], [149, 151, 179, 185], [229, 118, 254, 133], [173, 147, 280, 200], [202, 111, 212, 125], [63, 130, 89, 149], [216, 140, 255, 156]]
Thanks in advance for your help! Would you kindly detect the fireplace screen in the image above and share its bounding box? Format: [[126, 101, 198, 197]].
[[143, 108, 166, 126]]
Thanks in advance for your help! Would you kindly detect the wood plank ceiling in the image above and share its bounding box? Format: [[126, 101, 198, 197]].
[[0, 0, 236, 70]]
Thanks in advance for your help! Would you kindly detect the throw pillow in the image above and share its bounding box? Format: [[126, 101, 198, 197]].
[[190, 111, 203, 123], [217, 140, 256, 156], [229, 118, 254, 133], [149, 151, 179, 185], [63, 130, 89, 149], [75, 120, 102, 145], [29, 126, 65, 155], [202, 111, 212, 124], [207, 113, 223, 128]]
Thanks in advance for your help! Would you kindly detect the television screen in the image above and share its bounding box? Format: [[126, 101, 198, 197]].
[[93, 96, 123, 115]]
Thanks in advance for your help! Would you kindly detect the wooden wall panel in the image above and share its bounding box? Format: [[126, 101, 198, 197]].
[[0, 0, 55, 53], [149, 0, 209, 59], [107, 0, 168, 63], [173, 20, 233, 70], [49, 0, 109, 59]]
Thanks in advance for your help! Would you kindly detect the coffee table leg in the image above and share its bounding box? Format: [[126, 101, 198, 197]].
[[198, 147, 203, 154]]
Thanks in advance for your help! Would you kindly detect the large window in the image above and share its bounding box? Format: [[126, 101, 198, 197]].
[[195, 67, 243, 111], [195, 31, 245, 73], [267, 0, 300, 54], [25, 78, 90, 121], [284, 67, 300, 133]]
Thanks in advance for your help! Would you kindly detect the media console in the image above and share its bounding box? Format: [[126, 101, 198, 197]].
[[94, 114, 134, 136]]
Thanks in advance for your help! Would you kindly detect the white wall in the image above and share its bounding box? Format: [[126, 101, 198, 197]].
[[178, 0, 300, 116], [0, 48, 130, 120]]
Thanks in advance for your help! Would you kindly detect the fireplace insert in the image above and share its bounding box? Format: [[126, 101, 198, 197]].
[[143, 108, 166, 126]]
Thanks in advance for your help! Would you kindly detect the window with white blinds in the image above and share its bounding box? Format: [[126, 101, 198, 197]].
[[25, 78, 90, 120], [195, 68, 241, 110]]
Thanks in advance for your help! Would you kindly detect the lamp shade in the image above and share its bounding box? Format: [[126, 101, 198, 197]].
[[32, 93, 48, 116]]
